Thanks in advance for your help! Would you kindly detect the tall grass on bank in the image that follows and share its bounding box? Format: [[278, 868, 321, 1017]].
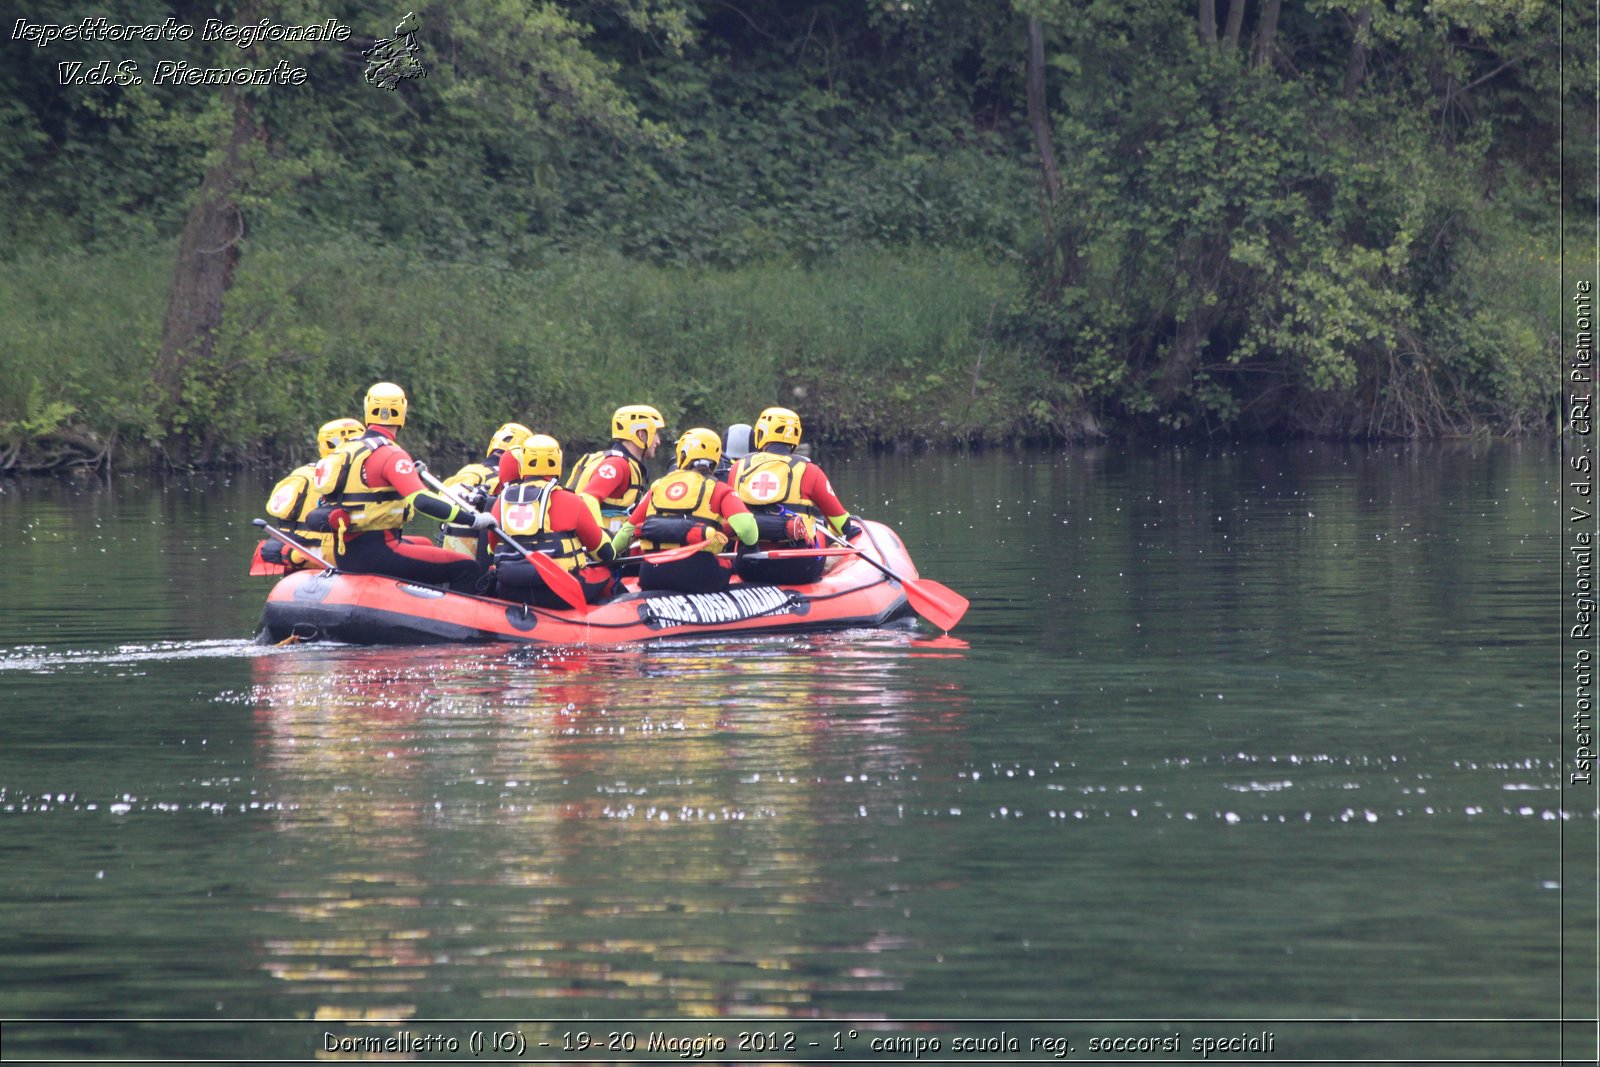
[[0, 238, 1044, 470], [0, 246, 169, 469]]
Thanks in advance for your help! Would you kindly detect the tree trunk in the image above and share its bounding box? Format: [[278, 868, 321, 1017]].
[[1223, 0, 1247, 52], [1251, 0, 1280, 71], [1025, 16, 1079, 294], [1343, 6, 1374, 100], [153, 91, 258, 413], [1156, 241, 1226, 408], [1198, 0, 1218, 46], [1026, 17, 1062, 209], [1159, 315, 1209, 407]]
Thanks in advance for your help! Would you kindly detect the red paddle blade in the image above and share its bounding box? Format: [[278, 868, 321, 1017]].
[[640, 542, 704, 564], [248, 540, 288, 576], [901, 576, 970, 633], [526, 549, 588, 613]]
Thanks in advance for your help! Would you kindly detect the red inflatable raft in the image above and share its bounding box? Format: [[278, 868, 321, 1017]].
[[256, 519, 920, 646]]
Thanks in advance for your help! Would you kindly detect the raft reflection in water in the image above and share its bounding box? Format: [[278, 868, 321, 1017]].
[[247, 632, 969, 1021]]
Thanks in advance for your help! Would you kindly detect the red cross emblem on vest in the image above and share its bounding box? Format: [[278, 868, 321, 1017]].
[[506, 503, 536, 531], [665, 481, 689, 501], [748, 471, 781, 502]]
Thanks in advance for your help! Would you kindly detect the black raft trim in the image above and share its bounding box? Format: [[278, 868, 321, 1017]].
[[638, 585, 805, 630]]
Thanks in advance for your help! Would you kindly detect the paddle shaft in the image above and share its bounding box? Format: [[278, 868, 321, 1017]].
[[613, 545, 857, 565], [817, 525, 902, 584], [252, 518, 335, 572], [786, 508, 916, 586]]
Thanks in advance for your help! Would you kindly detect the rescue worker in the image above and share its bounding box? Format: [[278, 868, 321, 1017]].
[[727, 406, 862, 586], [259, 417, 364, 570], [610, 427, 759, 595], [563, 404, 666, 536], [487, 434, 618, 608], [437, 421, 533, 558], [313, 382, 491, 588]]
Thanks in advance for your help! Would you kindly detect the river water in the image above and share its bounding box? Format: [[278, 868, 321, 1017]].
[[0, 442, 1589, 1062]]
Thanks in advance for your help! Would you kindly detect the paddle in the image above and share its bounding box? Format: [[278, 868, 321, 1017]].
[[818, 523, 970, 632], [616, 541, 705, 565], [740, 546, 857, 560], [416, 466, 588, 613], [613, 544, 861, 565], [252, 518, 336, 572]]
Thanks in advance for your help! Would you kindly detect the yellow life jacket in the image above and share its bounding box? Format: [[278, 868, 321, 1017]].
[[495, 479, 586, 573], [265, 463, 318, 527], [263, 463, 335, 566], [735, 450, 814, 508], [312, 436, 409, 543], [438, 458, 502, 556], [444, 459, 499, 494], [734, 450, 818, 542], [637, 470, 722, 551], [564, 447, 649, 525]]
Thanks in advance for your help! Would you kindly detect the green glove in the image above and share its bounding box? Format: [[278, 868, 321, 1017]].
[[610, 521, 636, 557], [727, 511, 759, 546], [830, 512, 863, 538]]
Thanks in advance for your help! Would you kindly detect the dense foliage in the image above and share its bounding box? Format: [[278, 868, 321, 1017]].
[[0, 0, 1576, 470]]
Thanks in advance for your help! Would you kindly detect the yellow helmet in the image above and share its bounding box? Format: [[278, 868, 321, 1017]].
[[363, 382, 408, 428], [487, 421, 533, 457], [675, 427, 722, 471], [518, 434, 563, 479], [612, 404, 665, 450], [316, 417, 365, 458], [753, 406, 802, 450]]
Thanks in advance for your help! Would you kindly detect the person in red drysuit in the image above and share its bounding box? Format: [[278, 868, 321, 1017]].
[[488, 435, 617, 608], [563, 404, 666, 536], [610, 428, 760, 595], [725, 406, 861, 586], [313, 382, 491, 589]]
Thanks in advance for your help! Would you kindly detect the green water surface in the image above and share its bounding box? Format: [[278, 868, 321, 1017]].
[[0, 443, 1588, 1062]]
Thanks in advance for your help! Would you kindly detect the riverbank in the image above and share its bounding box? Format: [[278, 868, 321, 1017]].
[[0, 232, 1561, 474], [0, 238, 1069, 473]]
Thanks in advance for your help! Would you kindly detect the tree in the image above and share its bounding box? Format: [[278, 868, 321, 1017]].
[[1017, 0, 1561, 436], [153, 89, 258, 414], [150, 0, 696, 458]]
